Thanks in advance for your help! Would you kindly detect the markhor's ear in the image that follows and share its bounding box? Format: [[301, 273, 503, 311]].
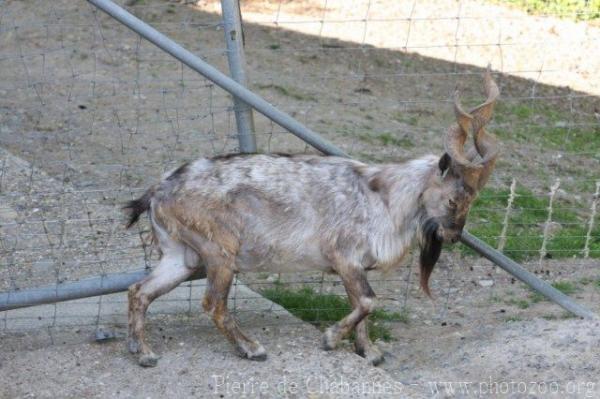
[[438, 153, 451, 173]]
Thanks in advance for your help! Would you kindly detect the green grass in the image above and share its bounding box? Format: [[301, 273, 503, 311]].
[[542, 312, 578, 320], [262, 285, 351, 323], [504, 315, 522, 322], [391, 112, 419, 126], [358, 132, 414, 148], [529, 291, 544, 303], [261, 285, 408, 342], [373, 57, 387, 68], [506, 298, 531, 309], [492, 0, 600, 21], [493, 102, 600, 155], [579, 277, 594, 285], [490, 100, 599, 199], [371, 308, 411, 323], [489, 294, 503, 303], [552, 281, 578, 294], [529, 280, 578, 303], [462, 184, 600, 261], [256, 84, 317, 102]]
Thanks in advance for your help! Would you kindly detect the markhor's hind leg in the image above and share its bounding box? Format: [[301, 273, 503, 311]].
[[203, 264, 267, 361], [128, 250, 194, 367]]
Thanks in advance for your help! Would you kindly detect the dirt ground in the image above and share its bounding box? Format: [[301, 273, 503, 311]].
[[2, 252, 600, 398], [201, 0, 600, 95], [242, 253, 600, 397], [1, 0, 599, 398], [1, 283, 430, 399]]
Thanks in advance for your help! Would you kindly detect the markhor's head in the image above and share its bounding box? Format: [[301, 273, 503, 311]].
[[419, 68, 500, 296]]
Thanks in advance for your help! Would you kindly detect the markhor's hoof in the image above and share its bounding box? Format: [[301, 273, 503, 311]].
[[139, 353, 160, 367], [238, 343, 268, 361], [128, 339, 140, 354], [321, 329, 336, 351], [356, 345, 385, 366], [369, 352, 385, 366], [247, 351, 267, 361]]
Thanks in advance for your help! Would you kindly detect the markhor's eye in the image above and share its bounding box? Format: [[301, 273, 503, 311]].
[[448, 199, 457, 209]]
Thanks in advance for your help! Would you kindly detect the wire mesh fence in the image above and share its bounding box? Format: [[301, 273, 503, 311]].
[[1, 0, 599, 350]]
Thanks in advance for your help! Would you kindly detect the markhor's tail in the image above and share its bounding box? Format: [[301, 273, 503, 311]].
[[123, 189, 153, 228]]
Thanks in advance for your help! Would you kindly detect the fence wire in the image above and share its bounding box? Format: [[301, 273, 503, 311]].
[[1, 0, 599, 348]]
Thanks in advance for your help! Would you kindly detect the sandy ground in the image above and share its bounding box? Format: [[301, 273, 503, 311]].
[[1, 283, 429, 399], [2, 250, 600, 398], [199, 0, 600, 95], [1, 0, 599, 398]]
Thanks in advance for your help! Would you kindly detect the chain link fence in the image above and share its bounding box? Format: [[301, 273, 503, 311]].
[[1, 0, 599, 349]]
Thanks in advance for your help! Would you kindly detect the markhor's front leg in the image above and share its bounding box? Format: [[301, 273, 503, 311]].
[[352, 303, 384, 366], [322, 266, 377, 357]]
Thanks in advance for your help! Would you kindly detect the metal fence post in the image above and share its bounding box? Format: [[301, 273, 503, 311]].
[[221, 0, 256, 153]]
